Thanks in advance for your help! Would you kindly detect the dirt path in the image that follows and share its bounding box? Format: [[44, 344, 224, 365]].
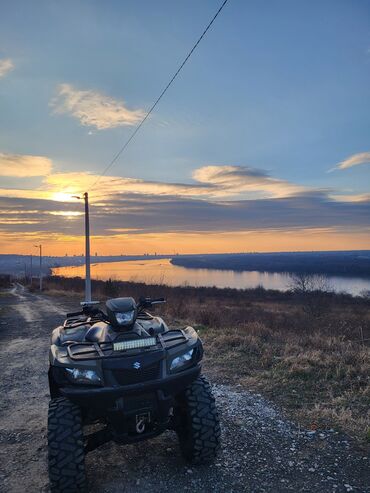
[[0, 286, 369, 493]]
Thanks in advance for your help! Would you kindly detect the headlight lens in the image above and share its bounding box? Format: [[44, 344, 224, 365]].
[[115, 310, 135, 326], [170, 349, 194, 371], [65, 368, 101, 385]]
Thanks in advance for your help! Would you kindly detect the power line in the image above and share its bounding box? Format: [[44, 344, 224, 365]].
[[88, 0, 230, 192]]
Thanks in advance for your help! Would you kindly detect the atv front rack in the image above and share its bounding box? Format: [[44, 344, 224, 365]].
[[67, 329, 189, 361]]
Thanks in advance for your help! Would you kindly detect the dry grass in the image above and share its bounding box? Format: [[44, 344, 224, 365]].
[[42, 276, 370, 445], [204, 326, 369, 442]]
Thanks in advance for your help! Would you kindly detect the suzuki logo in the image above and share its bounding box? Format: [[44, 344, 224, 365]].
[[133, 361, 141, 369]]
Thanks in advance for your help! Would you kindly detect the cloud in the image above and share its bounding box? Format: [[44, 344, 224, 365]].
[[192, 165, 307, 198], [1, 163, 369, 243], [3, 163, 291, 202], [331, 152, 370, 171], [42, 171, 211, 200], [0, 58, 14, 78], [50, 83, 145, 129], [40, 165, 308, 201], [0, 192, 369, 238], [329, 193, 370, 203], [0, 152, 52, 177]]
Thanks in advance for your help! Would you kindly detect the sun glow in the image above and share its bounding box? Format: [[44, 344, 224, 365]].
[[49, 211, 84, 219], [51, 192, 79, 202]]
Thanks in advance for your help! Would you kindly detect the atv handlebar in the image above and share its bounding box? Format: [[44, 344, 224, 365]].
[[66, 298, 166, 319], [137, 297, 166, 311], [66, 306, 106, 319], [149, 297, 166, 304]]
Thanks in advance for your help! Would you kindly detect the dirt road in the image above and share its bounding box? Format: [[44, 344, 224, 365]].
[[0, 285, 369, 492]]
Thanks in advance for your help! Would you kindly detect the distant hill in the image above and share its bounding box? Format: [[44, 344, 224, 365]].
[[171, 251, 370, 278]]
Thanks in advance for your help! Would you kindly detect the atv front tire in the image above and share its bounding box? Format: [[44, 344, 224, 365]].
[[176, 375, 221, 464], [48, 397, 87, 493]]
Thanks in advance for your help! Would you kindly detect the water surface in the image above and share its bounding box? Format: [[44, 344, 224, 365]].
[[51, 259, 370, 296]]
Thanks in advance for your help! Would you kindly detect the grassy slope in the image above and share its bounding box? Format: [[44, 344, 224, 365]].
[[41, 276, 370, 446]]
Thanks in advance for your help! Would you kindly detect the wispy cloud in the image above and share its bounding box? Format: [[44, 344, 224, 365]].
[[193, 165, 307, 198], [50, 83, 145, 130], [39, 165, 309, 201], [42, 171, 211, 200], [1, 161, 369, 243], [329, 193, 370, 203], [0, 192, 369, 238], [330, 151, 370, 172], [0, 152, 52, 177], [0, 58, 14, 78], [0, 162, 308, 203]]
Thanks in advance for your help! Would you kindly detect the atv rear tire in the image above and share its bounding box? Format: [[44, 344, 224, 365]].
[[176, 375, 221, 464], [48, 397, 87, 493]]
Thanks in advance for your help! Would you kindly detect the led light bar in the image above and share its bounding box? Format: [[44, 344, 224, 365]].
[[113, 337, 157, 351]]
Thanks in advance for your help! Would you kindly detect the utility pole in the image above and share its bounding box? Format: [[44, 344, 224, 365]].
[[34, 245, 42, 291], [30, 254, 33, 287], [84, 192, 91, 303], [73, 192, 94, 304]]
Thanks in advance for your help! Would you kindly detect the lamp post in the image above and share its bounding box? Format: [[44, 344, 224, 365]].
[[73, 192, 92, 303], [30, 254, 33, 287], [34, 244, 42, 291]]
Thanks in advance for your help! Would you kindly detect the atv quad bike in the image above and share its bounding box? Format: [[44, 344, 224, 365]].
[[48, 296, 221, 492]]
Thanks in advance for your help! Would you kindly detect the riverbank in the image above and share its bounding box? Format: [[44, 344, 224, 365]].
[[40, 275, 370, 447], [171, 250, 370, 278]]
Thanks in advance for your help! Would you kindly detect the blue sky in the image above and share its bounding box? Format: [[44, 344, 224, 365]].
[[0, 0, 369, 254]]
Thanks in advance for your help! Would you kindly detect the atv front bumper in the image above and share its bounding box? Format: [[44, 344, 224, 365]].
[[60, 364, 201, 408], [59, 364, 201, 447]]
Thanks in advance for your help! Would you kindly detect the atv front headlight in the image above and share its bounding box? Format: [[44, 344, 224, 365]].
[[115, 310, 135, 326], [65, 368, 101, 385], [170, 349, 194, 371]]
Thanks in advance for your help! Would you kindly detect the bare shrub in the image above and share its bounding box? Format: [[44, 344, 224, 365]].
[[288, 272, 334, 318], [288, 272, 333, 293]]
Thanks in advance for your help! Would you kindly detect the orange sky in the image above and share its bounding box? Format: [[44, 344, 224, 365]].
[[0, 168, 369, 256], [1, 229, 369, 256], [0, 166, 369, 255]]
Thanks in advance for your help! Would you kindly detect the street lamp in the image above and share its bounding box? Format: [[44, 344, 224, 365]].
[[30, 254, 33, 287], [34, 244, 42, 291], [73, 192, 94, 304]]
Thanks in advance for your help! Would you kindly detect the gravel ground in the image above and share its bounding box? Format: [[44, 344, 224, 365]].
[[0, 285, 369, 493]]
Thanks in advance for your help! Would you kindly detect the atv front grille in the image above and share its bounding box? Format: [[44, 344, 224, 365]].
[[112, 362, 161, 386], [123, 393, 156, 412]]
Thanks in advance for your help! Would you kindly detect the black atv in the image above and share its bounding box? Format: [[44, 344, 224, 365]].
[[47, 296, 221, 492]]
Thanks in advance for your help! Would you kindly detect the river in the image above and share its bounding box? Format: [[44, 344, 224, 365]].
[[51, 258, 370, 296]]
